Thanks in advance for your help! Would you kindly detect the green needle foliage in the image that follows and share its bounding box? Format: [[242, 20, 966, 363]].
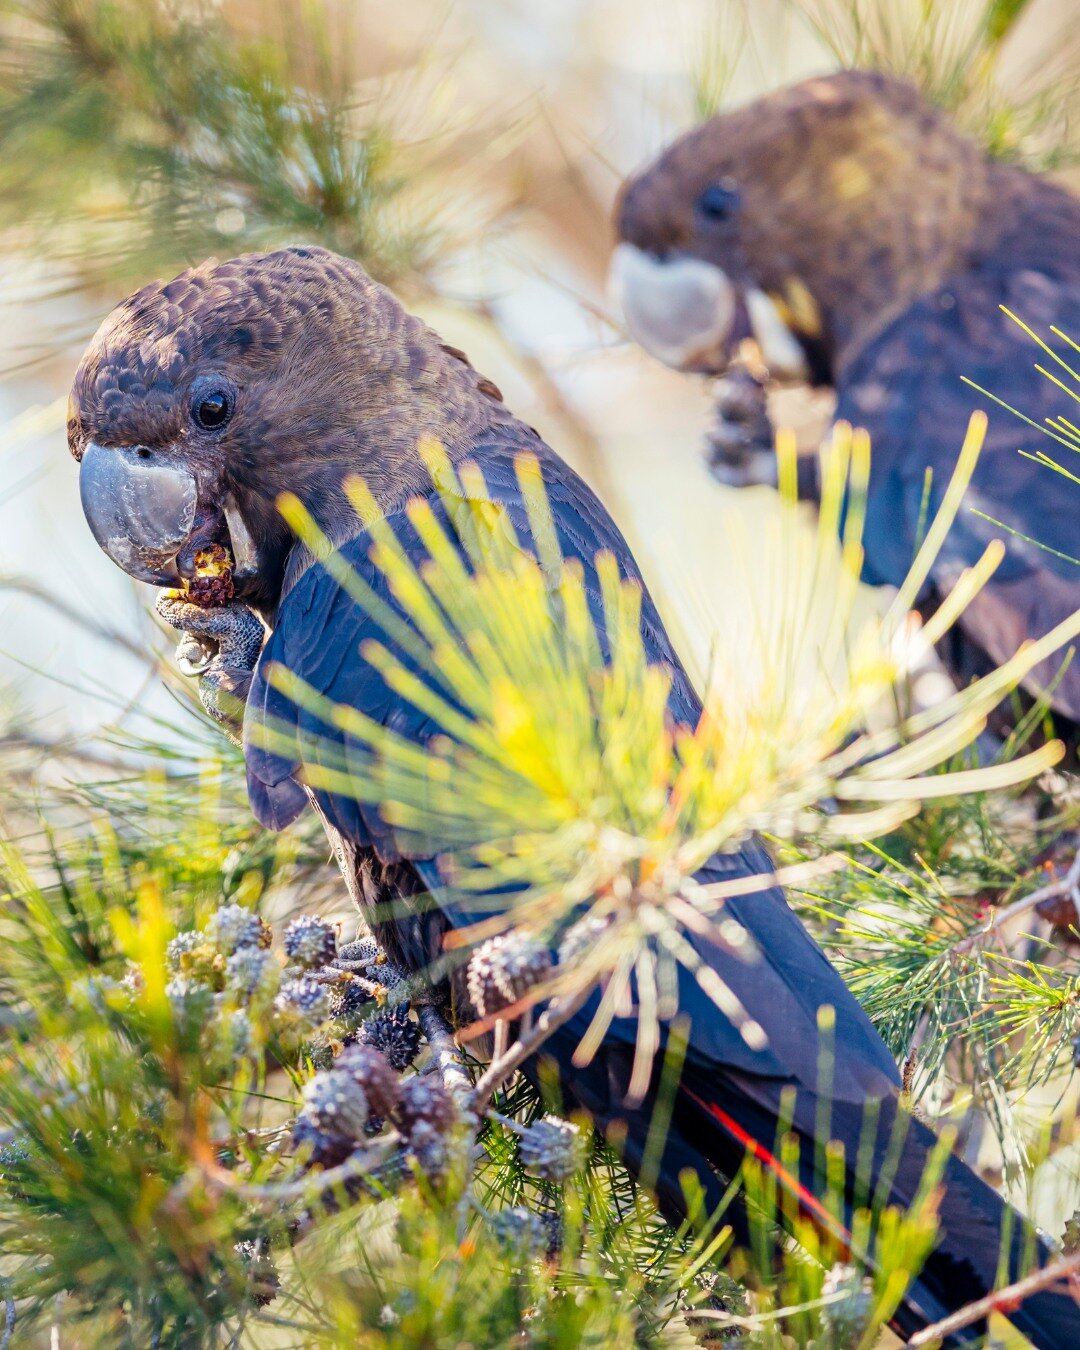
[[790, 790, 1080, 1123], [965, 311, 1080, 528], [0, 831, 293, 1343], [0, 0, 467, 296], [0, 753, 949, 1347]]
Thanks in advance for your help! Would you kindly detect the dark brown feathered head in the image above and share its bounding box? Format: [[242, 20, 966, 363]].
[[70, 246, 507, 613], [612, 71, 996, 381]]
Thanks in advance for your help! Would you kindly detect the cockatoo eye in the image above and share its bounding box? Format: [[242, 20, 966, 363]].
[[696, 181, 741, 224], [193, 388, 232, 429]]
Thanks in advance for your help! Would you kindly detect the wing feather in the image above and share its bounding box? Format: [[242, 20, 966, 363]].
[[837, 234, 1080, 716]]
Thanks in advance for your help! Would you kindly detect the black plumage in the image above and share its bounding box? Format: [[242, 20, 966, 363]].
[[839, 236, 1080, 712]]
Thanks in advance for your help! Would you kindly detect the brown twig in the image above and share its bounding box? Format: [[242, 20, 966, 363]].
[[197, 1132, 403, 1205], [0, 731, 182, 777], [907, 1250, 1080, 1346], [309, 966, 386, 1003], [950, 850, 1080, 957], [468, 983, 593, 1112], [471, 301, 618, 507]]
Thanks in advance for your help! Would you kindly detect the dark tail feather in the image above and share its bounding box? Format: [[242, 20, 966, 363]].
[[538, 1029, 737, 1230], [678, 1074, 1080, 1350]]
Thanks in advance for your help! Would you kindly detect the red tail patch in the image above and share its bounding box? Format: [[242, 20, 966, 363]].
[[683, 1086, 852, 1254]]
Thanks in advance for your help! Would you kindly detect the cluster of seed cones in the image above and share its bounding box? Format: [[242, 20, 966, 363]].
[[163, 908, 594, 1235], [291, 927, 595, 1199], [290, 929, 462, 1180], [159, 902, 437, 1078], [161, 906, 342, 1064]]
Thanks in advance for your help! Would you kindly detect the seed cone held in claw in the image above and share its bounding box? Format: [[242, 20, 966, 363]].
[[184, 542, 235, 607]]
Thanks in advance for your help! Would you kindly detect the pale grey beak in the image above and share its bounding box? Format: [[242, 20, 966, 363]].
[[79, 442, 197, 584], [609, 242, 736, 370]]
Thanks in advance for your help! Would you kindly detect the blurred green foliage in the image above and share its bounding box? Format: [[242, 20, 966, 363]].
[[694, 1, 1080, 172], [0, 0, 460, 292]]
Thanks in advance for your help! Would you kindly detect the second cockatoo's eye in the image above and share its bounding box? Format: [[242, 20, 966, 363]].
[[696, 181, 741, 225]]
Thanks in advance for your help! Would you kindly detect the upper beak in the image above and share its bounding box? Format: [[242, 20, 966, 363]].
[[79, 441, 198, 584], [609, 242, 737, 371]]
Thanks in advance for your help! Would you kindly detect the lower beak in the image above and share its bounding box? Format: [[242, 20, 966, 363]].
[[609, 242, 737, 371], [79, 441, 198, 584]]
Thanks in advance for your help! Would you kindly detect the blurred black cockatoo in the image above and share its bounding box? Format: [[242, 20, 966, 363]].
[[70, 246, 1079, 1345], [614, 70, 1080, 728]]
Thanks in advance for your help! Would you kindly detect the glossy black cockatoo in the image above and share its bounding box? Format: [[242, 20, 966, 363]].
[[69, 246, 1079, 1345], [614, 69, 1080, 729]]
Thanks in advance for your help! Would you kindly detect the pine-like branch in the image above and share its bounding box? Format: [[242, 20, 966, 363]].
[[908, 1250, 1080, 1346]]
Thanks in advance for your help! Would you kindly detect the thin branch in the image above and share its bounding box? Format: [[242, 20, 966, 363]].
[[907, 1250, 1080, 1346], [198, 1133, 403, 1205], [0, 731, 183, 777], [416, 1004, 474, 1099], [950, 850, 1080, 957], [309, 966, 386, 1002], [492, 1018, 509, 1065], [471, 301, 618, 507], [468, 983, 594, 1112]]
